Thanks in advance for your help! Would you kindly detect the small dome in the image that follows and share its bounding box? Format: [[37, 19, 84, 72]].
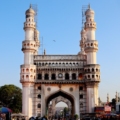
[[26, 6, 35, 15], [78, 51, 86, 55], [81, 29, 86, 34], [85, 8, 94, 15]]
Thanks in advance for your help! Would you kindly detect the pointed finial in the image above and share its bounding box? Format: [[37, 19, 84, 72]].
[[30, 4, 32, 8], [88, 3, 90, 9], [44, 49, 46, 55], [107, 93, 109, 102]]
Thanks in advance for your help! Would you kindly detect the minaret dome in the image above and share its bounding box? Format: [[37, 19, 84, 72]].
[[85, 8, 94, 16], [25, 5, 35, 15]]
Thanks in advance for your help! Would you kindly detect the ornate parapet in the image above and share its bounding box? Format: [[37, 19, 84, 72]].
[[34, 55, 87, 61]]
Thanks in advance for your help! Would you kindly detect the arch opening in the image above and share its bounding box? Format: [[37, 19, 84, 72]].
[[45, 73, 49, 80], [65, 73, 69, 80], [51, 73, 56, 80], [78, 73, 83, 80], [46, 91, 75, 118]]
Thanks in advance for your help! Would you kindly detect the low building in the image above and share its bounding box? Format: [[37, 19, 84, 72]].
[[116, 102, 120, 113]]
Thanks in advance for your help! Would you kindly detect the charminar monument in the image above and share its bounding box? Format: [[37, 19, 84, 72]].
[[20, 5, 100, 118]]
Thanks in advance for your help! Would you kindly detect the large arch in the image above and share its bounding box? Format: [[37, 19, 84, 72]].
[[52, 96, 72, 116], [46, 90, 75, 117]]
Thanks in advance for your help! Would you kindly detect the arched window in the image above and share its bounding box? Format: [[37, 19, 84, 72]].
[[92, 68, 94, 72], [37, 94, 41, 99], [79, 86, 83, 91], [80, 95, 83, 99], [51, 73, 56, 80], [78, 73, 83, 80], [92, 75, 94, 78], [65, 73, 69, 80], [44, 73, 49, 80], [38, 86, 41, 90], [72, 73, 76, 80], [80, 103, 83, 108], [88, 75, 90, 78], [37, 74, 42, 80], [26, 75, 29, 78], [37, 103, 41, 108]]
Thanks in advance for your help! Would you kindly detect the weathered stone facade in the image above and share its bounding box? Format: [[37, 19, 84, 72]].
[[20, 5, 100, 119]]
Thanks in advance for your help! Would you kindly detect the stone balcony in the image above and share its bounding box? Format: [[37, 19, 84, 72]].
[[34, 54, 87, 61]]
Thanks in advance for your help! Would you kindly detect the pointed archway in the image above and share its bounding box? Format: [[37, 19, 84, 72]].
[[46, 90, 75, 117]]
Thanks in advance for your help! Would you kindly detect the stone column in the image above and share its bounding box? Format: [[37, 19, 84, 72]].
[[49, 72, 51, 80], [42, 71, 44, 80], [74, 86, 80, 118], [86, 83, 95, 113], [69, 71, 72, 80], [52, 99, 56, 115], [56, 72, 58, 80], [76, 71, 78, 80], [63, 73, 65, 80], [22, 82, 34, 118], [41, 85, 46, 116], [94, 83, 99, 106]]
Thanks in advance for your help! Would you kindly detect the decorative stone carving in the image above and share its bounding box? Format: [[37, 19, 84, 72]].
[[47, 87, 51, 91], [69, 87, 73, 92]]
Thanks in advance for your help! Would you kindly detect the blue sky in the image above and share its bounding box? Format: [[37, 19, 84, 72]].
[[0, 0, 120, 102]]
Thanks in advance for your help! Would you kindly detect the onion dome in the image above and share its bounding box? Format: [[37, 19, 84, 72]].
[[78, 46, 86, 55], [85, 4, 94, 15], [81, 29, 86, 35], [26, 5, 35, 15]]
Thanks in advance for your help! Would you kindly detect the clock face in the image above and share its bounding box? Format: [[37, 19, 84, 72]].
[[58, 73, 63, 78]]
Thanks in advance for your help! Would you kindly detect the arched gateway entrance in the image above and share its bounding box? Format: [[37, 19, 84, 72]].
[[46, 90, 75, 117]]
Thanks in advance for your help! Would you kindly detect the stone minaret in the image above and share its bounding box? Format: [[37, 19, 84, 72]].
[[79, 29, 86, 55], [98, 97, 102, 106], [107, 93, 109, 103], [116, 91, 118, 103], [20, 5, 40, 118], [84, 5, 98, 64], [84, 5, 100, 113]]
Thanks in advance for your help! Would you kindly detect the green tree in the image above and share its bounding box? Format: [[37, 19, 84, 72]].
[[74, 114, 78, 120], [63, 107, 69, 117], [111, 98, 116, 111], [0, 84, 22, 113]]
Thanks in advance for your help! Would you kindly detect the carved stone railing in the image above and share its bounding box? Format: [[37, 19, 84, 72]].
[[34, 55, 86, 61]]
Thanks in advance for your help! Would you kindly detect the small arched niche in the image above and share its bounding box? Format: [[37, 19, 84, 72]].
[[78, 73, 83, 80]]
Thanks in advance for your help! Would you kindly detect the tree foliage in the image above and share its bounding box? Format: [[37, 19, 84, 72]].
[[63, 107, 69, 117], [0, 84, 22, 113], [110, 98, 116, 111], [74, 114, 78, 120]]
